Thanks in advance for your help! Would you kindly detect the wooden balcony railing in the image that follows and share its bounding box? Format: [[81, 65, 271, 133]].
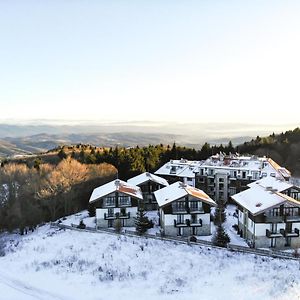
[[280, 228, 299, 238], [266, 229, 283, 238]]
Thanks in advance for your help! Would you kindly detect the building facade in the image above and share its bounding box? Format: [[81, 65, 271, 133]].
[[127, 172, 169, 210], [154, 182, 216, 237], [232, 177, 300, 249], [155, 154, 291, 203], [89, 179, 143, 229]]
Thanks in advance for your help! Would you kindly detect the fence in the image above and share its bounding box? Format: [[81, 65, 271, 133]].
[[50, 222, 300, 261]]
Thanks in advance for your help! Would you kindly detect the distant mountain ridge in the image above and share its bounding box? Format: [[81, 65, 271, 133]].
[[0, 122, 298, 160]]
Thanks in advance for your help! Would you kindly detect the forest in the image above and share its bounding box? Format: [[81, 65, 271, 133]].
[[0, 127, 299, 233]]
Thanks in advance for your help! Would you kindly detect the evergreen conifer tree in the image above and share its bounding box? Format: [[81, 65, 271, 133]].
[[212, 224, 230, 247], [58, 148, 67, 160], [134, 208, 151, 235]]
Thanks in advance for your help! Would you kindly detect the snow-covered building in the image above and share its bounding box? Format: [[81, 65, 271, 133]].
[[232, 177, 300, 249], [155, 154, 291, 203], [127, 172, 169, 210], [154, 182, 216, 237], [89, 179, 143, 229], [154, 159, 201, 187]]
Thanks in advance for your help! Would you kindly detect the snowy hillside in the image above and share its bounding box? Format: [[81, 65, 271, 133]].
[[1, 224, 300, 300]]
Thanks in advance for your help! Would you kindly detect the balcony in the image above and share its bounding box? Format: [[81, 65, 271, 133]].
[[189, 207, 204, 214], [172, 207, 187, 214], [118, 201, 131, 207], [264, 215, 285, 223], [104, 213, 116, 220], [285, 215, 300, 222], [118, 212, 130, 219], [174, 219, 203, 227], [190, 219, 203, 227], [104, 212, 130, 220], [266, 229, 283, 238], [174, 220, 188, 227], [280, 228, 299, 238]]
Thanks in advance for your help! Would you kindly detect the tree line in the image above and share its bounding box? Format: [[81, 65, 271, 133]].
[[0, 158, 116, 233]]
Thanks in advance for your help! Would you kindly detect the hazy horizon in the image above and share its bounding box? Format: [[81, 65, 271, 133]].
[[1, 1, 300, 125]]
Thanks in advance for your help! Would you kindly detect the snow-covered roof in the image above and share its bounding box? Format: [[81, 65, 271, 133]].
[[232, 187, 286, 216], [89, 179, 143, 203], [247, 176, 293, 192], [154, 181, 216, 208], [127, 172, 169, 187], [232, 181, 300, 216], [155, 159, 201, 178]]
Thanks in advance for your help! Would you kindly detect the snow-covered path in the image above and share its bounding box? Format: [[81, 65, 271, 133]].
[[0, 271, 69, 300]]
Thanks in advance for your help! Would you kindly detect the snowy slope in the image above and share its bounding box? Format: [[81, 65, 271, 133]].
[[1, 225, 300, 300]]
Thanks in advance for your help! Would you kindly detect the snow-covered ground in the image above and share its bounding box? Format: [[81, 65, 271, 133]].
[[59, 205, 247, 246], [1, 223, 300, 300]]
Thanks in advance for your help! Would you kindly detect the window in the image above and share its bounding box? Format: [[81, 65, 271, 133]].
[[104, 196, 115, 207], [177, 214, 184, 224], [219, 178, 224, 183], [173, 201, 186, 212], [190, 201, 199, 211], [208, 178, 214, 185], [230, 170, 237, 178], [198, 177, 205, 183], [119, 196, 130, 206], [107, 208, 114, 217]]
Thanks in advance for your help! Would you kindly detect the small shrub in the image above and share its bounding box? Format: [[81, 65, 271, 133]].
[[189, 235, 197, 243], [77, 220, 86, 229]]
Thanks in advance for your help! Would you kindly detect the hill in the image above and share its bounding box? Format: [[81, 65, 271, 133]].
[[0, 223, 299, 300]]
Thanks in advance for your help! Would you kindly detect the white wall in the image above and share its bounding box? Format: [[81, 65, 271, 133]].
[[254, 222, 285, 236]]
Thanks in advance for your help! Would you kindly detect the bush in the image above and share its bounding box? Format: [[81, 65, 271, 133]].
[[189, 236, 197, 243], [77, 220, 86, 229]]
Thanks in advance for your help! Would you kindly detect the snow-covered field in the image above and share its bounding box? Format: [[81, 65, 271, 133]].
[[1, 223, 300, 300]]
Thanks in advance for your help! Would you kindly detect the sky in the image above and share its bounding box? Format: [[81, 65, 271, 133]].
[[0, 0, 300, 125]]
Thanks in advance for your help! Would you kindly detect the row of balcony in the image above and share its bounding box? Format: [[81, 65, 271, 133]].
[[172, 207, 205, 214], [104, 212, 130, 220], [266, 228, 299, 238], [264, 215, 300, 223], [174, 219, 203, 228]]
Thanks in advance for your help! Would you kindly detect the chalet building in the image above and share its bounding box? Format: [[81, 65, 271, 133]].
[[155, 154, 291, 203], [232, 177, 300, 249], [89, 179, 143, 229], [154, 182, 216, 237], [155, 159, 201, 186], [127, 172, 169, 210]]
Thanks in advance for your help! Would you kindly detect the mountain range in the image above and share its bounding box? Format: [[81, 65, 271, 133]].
[[0, 121, 298, 158]]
